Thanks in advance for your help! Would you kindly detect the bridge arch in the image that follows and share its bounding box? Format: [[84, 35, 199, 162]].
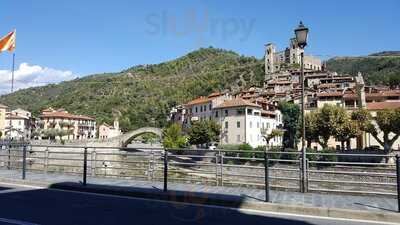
[[118, 127, 162, 147]]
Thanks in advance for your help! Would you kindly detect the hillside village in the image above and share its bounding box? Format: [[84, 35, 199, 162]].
[[0, 32, 400, 151], [170, 35, 400, 151]]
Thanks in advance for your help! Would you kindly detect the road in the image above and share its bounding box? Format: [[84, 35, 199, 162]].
[[0, 183, 396, 225]]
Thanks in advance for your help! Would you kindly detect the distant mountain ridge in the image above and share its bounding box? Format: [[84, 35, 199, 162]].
[[369, 51, 400, 57]]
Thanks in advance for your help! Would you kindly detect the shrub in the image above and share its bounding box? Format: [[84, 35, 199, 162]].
[[238, 143, 254, 158], [280, 148, 300, 162], [318, 148, 337, 164], [306, 148, 318, 162]]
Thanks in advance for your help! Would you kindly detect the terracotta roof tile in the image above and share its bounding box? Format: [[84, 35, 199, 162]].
[[215, 98, 261, 109], [40, 111, 95, 121], [185, 96, 211, 106], [367, 102, 400, 110], [317, 92, 343, 97]]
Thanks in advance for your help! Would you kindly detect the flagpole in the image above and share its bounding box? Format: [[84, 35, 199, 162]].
[[8, 52, 15, 139], [11, 52, 15, 93]]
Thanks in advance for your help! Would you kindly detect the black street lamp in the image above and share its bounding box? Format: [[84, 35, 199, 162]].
[[295, 21, 309, 49], [294, 21, 309, 193]]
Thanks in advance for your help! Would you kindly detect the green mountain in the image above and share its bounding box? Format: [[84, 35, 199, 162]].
[[326, 53, 400, 86], [0, 47, 264, 131]]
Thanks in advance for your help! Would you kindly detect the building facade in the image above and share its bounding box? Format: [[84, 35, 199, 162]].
[[213, 98, 283, 148], [39, 108, 96, 140], [99, 119, 122, 139]]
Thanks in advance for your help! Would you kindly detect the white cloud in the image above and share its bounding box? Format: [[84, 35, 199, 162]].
[[0, 63, 77, 95]]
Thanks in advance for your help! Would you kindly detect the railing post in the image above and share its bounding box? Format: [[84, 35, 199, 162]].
[[215, 153, 219, 186], [91, 149, 96, 177], [22, 145, 27, 180], [264, 150, 269, 202], [163, 149, 168, 192], [220, 153, 224, 187], [299, 156, 303, 192], [396, 154, 400, 213], [7, 142, 11, 170], [305, 158, 309, 192], [147, 150, 152, 181], [83, 147, 88, 186], [44, 147, 49, 174]]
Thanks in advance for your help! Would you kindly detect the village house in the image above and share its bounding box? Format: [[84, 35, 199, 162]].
[[39, 108, 96, 140], [5, 108, 32, 140], [99, 119, 122, 139], [184, 92, 231, 127]]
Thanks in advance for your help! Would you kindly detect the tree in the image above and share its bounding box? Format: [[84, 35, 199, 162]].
[[262, 129, 284, 146], [335, 119, 359, 150], [358, 109, 400, 152], [314, 105, 345, 148], [188, 120, 221, 146], [306, 105, 353, 149], [278, 102, 300, 148], [304, 111, 319, 148], [162, 123, 187, 149]]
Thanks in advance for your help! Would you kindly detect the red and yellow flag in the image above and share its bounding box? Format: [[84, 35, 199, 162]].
[[0, 30, 16, 53]]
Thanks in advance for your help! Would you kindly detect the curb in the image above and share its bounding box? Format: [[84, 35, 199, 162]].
[[1, 178, 399, 224]]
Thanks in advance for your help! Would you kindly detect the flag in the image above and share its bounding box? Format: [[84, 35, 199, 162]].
[[0, 30, 16, 53]]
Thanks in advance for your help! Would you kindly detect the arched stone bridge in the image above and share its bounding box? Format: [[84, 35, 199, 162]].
[[114, 127, 162, 147], [31, 127, 163, 148], [85, 127, 162, 148]]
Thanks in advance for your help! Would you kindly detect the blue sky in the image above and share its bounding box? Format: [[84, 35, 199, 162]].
[[0, 0, 399, 94]]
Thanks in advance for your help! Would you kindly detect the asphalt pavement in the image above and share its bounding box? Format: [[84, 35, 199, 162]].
[[0, 183, 397, 225]]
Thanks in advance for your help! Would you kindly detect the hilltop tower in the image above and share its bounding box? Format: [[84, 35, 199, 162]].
[[289, 38, 303, 65], [265, 43, 276, 80], [356, 72, 366, 108]]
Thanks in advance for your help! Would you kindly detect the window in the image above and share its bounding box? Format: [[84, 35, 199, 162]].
[[215, 111, 219, 118], [249, 121, 252, 128], [236, 135, 240, 142], [209, 104, 212, 111], [237, 121, 240, 128], [247, 109, 253, 115], [254, 112, 260, 116], [204, 105, 207, 111], [236, 109, 245, 115], [195, 107, 198, 113], [200, 106, 203, 112], [225, 121, 228, 129], [224, 110, 228, 116]]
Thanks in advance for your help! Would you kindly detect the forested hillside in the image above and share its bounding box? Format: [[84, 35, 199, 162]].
[[326, 54, 400, 86], [2, 48, 399, 131], [0, 47, 264, 131]]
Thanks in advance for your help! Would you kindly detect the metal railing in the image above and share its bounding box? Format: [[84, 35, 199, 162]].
[[0, 142, 399, 212]]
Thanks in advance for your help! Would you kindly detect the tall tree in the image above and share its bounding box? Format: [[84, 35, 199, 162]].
[[188, 120, 221, 146], [360, 109, 400, 152], [162, 123, 187, 149], [278, 102, 300, 148], [335, 119, 359, 150], [304, 111, 319, 148]]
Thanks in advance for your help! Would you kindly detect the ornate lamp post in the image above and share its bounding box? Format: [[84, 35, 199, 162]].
[[295, 21, 309, 193]]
